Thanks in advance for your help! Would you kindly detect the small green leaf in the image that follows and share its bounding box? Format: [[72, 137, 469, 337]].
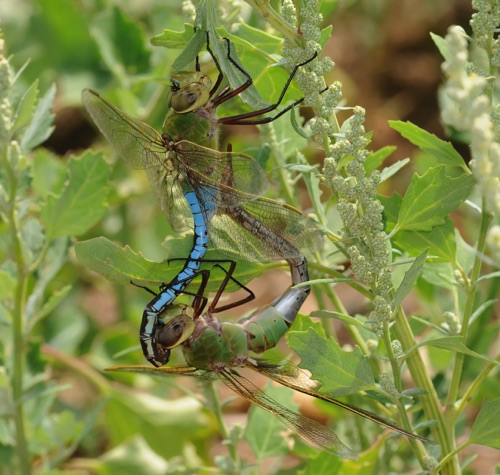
[[21, 83, 56, 152], [411, 336, 500, 367], [379, 158, 410, 183], [0, 270, 16, 301], [397, 167, 475, 232], [12, 79, 39, 134], [380, 192, 402, 234], [392, 250, 428, 309], [42, 152, 111, 238], [310, 310, 365, 328], [245, 384, 294, 460], [365, 146, 396, 175], [389, 121, 467, 170], [401, 388, 428, 397], [395, 217, 457, 263], [288, 328, 376, 397], [469, 399, 500, 449]]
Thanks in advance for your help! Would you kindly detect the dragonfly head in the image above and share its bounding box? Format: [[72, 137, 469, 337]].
[[169, 71, 212, 114], [155, 305, 196, 352]]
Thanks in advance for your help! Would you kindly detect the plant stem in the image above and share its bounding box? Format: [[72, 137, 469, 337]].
[[204, 381, 241, 473], [9, 205, 31, 475], [393, 307, 458, 475]]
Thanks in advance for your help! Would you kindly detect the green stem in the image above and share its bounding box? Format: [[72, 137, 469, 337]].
[[446, 202, 491, 407], [204, 381, 240, 473], [393, 307, 457, 475], [9, 209, 31, 475]]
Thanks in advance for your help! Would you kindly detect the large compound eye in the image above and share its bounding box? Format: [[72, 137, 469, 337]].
[[168, 73, 211, 114], [155, 312, 195, 349]]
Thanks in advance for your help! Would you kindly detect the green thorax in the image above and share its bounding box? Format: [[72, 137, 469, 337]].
[[182, 316, 248, 370], [162, 70, 219, 148], [182, 305, 290, 371]]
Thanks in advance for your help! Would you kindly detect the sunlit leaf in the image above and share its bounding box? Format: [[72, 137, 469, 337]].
[[288, 328, 376, 397], [469, 399, 500, 449]]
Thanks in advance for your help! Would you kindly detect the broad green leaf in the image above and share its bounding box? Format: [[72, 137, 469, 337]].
[[389, 121, 468, 171], [21, 83, 56, 152], [42, 152, 111, 239], [411, 336, 500, 367], [299, 450, 342, 475], [469, 399, 500, 449], [12, 79, 39, 134], [245, 384, 294, 460], [395, 217, 456, 263], [288, 328, 376, 397], [91, 6, 151, 77], [420, 262, 455, 290], [392, 250, 428, 309], [106, 388, 211, 459], [75, 236, 262, 291], [365, 146, 396, 175], [31, 148, 67, 197], [397, 167, 475, 232], [97, 435, 169, 475]]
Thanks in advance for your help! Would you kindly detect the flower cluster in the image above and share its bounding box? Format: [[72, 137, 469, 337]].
[[441, 21, 500, 216]]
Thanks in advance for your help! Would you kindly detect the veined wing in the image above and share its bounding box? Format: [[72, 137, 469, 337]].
[[175, 141, 270, 199], [208, 195, 324, 262], [82, 89, 167, 170], [106, 364, 214, 379], [248, 360, 433, 444], [219, 368, 358, 460]]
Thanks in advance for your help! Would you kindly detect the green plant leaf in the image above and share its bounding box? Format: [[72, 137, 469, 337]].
[[397, 167, 475, 232], [20, 83, 56, 152], [395, 217, 457, 262], [97, 435, 169, 475], [389, 121, 468, 171], [380, 192, 402, 234], [288, 328, 376, 397], [245, 384, 294, 460], [469, 399, 500, 449], [392, 249, 428, 309], [365, 146, 396, 175], [91, 6, 151, 77], [410, 336, 500, 367], [12, 79, 39, 134], [42, 152, 111, 239], [379, 158, 410, 183], [75, 236, 262, 291]]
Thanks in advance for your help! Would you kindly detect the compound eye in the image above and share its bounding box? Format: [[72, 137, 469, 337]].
[[155, 313, 195, 349]]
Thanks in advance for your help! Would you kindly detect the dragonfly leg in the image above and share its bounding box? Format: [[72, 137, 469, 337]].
[[130, 280, 158, 297], [208, 262, 255, 313]]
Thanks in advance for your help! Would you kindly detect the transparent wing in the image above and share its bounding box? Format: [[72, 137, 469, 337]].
[[219, 368, 358, 460], [248, 360, 432, 444], [82, 89, 167, 170]]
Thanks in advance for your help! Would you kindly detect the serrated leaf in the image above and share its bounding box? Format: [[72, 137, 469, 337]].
[[469, 399, 500, 449], [392, 250, 428, 309], [75, 236, 262, 291], [390, 121, 467, 170], [395, 217, 456, 263], [20, 83, 56, 152], [42, 152, 111, 238], [12, 79, 39, 133], [290, 314, 327, 337], [397, 167, 475, 232], [245, 385, 294, 460], [288, 328, 376, 397]]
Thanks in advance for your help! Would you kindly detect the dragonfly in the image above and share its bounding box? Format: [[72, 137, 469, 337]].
[[108, 274, 432, 460], [82, 38, 322, 366]]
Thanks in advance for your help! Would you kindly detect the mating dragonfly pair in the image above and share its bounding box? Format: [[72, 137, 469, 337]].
[[83, 37, 430, 458]]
